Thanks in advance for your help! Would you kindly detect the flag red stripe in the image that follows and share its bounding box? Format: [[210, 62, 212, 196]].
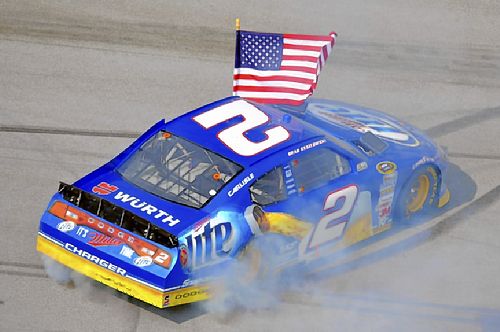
[[282, 55, 318, 62], [233, 85, 311, 94], [279, 66, 317, 74], [284, 33, 334, 42], [283, 44, 323, 52], [233, 74, 314, 85]]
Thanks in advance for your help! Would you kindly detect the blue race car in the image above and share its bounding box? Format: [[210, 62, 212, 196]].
[[37, 96, 450, 308]]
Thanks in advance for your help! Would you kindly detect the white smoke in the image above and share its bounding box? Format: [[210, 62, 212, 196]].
[[199, 235, 313, 316], [40, 254, 112, 302], [40, 254, 73, 284], [199, 162, 475, 324]]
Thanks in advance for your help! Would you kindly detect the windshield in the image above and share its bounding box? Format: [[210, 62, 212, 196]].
[[117, 131, 242, 208]]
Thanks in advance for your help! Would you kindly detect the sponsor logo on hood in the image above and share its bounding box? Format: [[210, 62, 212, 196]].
[[308, 102, 420, 147]]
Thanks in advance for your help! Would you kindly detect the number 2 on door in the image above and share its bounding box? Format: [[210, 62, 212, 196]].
[[308, 185, 358, 249]]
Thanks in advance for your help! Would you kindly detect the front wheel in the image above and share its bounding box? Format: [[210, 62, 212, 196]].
[[395, 165, 439, 221]]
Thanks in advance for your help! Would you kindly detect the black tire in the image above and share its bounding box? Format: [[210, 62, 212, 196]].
[[238, 205, 279, 281], [395, 165, 439, 221], [238, 241, 265, 282]]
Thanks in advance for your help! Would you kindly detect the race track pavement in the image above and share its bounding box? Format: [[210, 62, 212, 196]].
[[1, 1, 500, 331]]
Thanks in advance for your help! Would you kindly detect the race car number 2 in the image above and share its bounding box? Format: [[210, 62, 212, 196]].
[[308, 185, 358, 249], [193, 99, 290, 156]]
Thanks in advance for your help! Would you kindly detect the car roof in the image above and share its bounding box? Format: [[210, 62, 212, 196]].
[[162, 96, 325, 168]]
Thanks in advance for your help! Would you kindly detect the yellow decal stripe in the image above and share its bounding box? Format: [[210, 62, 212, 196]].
[[438, 188, 451, 208], [36, 235, 209, 308], [341, 212, 373, 246]]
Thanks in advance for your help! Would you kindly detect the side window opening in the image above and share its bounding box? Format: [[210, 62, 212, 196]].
[[292, 148, 351, 193], [249, 167, 287, 206]]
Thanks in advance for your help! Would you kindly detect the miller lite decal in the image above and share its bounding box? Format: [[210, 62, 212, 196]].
[[182, 215, 237, 270]]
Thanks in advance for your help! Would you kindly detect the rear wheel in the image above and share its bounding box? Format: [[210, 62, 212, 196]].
[[238, 205, 280, 282], [238, 242, 265, 282], [395, 165, 439, 221]]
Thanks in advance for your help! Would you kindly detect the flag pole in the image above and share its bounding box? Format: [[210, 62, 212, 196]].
[[235, 18, 240, 31]]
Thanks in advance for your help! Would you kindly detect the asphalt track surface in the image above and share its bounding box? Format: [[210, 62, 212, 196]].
[[1, 1, 500, 331]]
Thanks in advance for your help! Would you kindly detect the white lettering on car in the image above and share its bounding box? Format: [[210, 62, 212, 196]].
[[193, 99, 290, 156], [288, 139, 326, 156], [64, 243, 127, 276], [141, 204, 158, 215], [308, 185, 358, 249], [113, 191, 180, 227], [228, 173, 255, 197]]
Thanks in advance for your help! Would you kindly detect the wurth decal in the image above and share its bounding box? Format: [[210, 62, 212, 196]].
[[113, 191, 180, 227], [91, 183, 181, 227], [92, 182, 118, 195]]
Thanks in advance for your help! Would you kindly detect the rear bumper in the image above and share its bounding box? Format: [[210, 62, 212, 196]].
[[37, 233, 209, 308]]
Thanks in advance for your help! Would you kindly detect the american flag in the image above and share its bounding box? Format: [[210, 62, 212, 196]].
[[233, 30, 337, 105]]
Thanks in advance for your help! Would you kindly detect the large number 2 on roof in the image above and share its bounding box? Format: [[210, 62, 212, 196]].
[[193, 99, 290, 157]]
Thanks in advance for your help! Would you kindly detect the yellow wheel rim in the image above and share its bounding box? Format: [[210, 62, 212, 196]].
[[407, 174, 430, 213]]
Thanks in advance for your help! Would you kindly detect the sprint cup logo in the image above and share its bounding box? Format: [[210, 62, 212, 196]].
[[376, 161, 397, 175], [308, 102, 420, 147]]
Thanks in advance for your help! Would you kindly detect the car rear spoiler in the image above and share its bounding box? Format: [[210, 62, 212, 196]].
[[57, 182, 178, 248]]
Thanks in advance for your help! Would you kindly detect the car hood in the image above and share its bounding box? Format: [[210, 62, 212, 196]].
[[300, 99, 436, 154], [74, 169, 209, 236]]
